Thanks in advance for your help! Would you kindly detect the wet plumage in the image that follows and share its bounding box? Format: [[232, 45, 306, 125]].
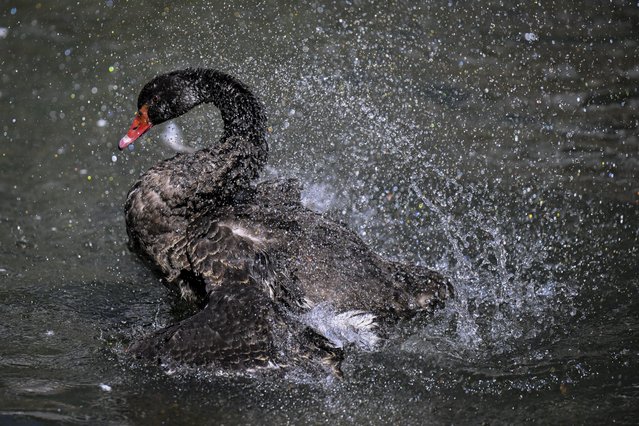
[[121, 68, 453, 375]]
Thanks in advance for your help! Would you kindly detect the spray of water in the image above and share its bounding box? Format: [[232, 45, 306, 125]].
[[277, 70, 578, 365]]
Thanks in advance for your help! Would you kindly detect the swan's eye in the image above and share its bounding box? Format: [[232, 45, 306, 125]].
[[152, 95, 160, 104]]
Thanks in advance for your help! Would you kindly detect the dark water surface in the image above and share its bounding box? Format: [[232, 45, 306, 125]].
[[1, 1, 638, 424]]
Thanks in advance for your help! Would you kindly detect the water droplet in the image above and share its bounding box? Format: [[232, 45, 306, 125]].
[[99, 383, 112, 392], [524, 32, 538, 42]]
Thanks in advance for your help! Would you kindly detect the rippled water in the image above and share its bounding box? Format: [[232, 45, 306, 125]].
[[1, 1, 637, 424]]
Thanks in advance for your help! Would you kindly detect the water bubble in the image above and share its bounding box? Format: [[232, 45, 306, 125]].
[[97, 119, 107, 127], [524, 32, 538, 42], [99, 383, 112, 392]]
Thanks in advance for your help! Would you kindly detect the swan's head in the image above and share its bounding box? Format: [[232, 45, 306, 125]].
[[119, 69, 202, 150]]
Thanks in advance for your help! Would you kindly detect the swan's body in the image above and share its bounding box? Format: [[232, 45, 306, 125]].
[[120, 69, 452, 374]]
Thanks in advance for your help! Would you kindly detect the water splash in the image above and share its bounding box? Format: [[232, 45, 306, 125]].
[[407, 171, 577, 361], [266, 68, 578, 361], [161, 122, 195, 153]]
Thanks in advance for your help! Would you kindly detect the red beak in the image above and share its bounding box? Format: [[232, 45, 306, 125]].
[[119, 105, 152, 150]]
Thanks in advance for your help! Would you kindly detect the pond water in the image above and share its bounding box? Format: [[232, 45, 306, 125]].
[[1, 1, 637, 424]]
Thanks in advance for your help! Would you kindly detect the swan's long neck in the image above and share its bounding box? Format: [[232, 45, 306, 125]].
[[186, 69, 268, 200], [196, 69, 267, 149]]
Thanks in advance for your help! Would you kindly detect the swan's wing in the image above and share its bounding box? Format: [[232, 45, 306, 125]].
[[129, 284, 278, 368], [129, 283, 344, 374], [185, 215, 309, 310], [186, 217, 276, 298]]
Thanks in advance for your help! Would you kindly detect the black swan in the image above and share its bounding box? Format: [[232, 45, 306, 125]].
[[119, 68, 453, 375]]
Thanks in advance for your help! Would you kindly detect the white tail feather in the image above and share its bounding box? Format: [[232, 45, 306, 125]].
[[300, 304, 380, 350]]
